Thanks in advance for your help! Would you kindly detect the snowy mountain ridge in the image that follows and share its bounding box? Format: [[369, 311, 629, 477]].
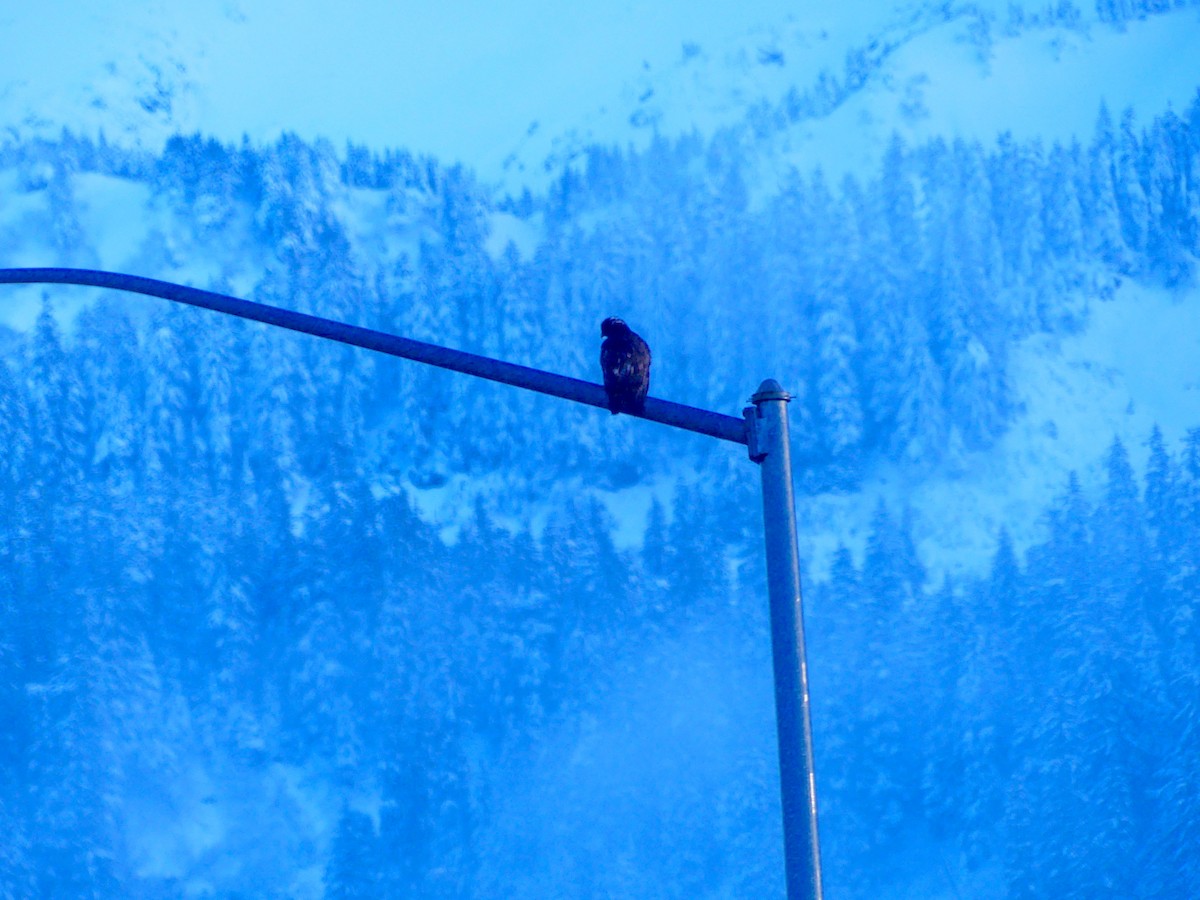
[[6, 1, 1199, 193], [503, 0, 1200, 192], [3, 0, 879, 182]]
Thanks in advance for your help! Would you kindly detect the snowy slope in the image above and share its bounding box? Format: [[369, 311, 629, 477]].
[[505, 3, 1200, 192], [798, 279, 1200, 585], [498, 0, 934, 183], [9, 1, 1197, 192], [2, 161, 1199, 591], [764, 6, 1200, 186]]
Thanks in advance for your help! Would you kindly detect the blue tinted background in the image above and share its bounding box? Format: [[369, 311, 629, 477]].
[[1, 1, 1199, 897]]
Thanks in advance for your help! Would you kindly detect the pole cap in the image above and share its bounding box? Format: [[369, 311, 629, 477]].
[[751, 379, 791, 404]]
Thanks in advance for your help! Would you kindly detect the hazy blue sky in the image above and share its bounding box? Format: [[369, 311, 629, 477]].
[[2, 0, 817, 172]]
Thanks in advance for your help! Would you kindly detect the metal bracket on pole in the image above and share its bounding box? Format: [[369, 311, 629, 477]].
[[744, 405, 768, 463], [746, 379, 823, 900]]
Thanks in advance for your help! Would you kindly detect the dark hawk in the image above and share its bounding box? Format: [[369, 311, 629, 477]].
[[600, 317, 651, 415]]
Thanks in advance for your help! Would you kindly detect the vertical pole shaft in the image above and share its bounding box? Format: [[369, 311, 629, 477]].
[[747, 379, 823, 900]]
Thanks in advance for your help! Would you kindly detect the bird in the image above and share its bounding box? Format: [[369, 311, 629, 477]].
[[599, 317, 651, 415]]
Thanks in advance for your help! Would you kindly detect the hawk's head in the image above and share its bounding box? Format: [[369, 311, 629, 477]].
[[601, 317, 629, 338]]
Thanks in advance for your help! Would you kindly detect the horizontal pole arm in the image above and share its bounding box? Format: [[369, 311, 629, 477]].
[[0, 268, 748, 445]]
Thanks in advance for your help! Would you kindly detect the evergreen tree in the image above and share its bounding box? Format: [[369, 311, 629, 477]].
[[811, 285, 864, 467], [665, 483, 729, 624], [889, 312, 947, 463], [195, 298, 237, 486], [141, 306, 199, 480], [959, 531, 1021, 862], [26, 605, 127, 898], [0, 511, 33, 897], [1115, 108, 1151, 257], [1043, 142, 1086, 263], [46, 161, 86, 261], [0, 359, 31, 610], [917, 576, 970, 844], [285, 447, 380, 773], [72, 302, 145, 490], [881, 134, 922, 275], [1171, 427, 1200, 682], [1096, 437, 1147, 600], [852, 503, 927, 844], [1087, 103, 1131, 269], [857, 250, 906, 451], [812, 545, 874, 881], [21, 301, 89, 678], [1141, 427, 1200, 895], [538, 496, 629, 692], [1143, 114, 1191, 282], [324, 808, 379, 898], [1006, 474, 1092, 896]]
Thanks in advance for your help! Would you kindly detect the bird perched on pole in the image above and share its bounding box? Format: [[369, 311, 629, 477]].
[[600, 317, 651, 415]]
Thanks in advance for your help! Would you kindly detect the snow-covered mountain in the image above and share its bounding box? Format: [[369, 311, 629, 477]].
[[4, 1, 1198, 578], [2, 2, 1200, 898], [8, 1, 1199, 190], [0, 0, 808, 182]]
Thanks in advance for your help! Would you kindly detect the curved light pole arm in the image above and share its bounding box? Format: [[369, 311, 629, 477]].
[[0, 267, 747, 446]]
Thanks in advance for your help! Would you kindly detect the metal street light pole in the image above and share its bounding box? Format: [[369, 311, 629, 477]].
[[0, 267, 824, 899], [746, 380, 823, 900]]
